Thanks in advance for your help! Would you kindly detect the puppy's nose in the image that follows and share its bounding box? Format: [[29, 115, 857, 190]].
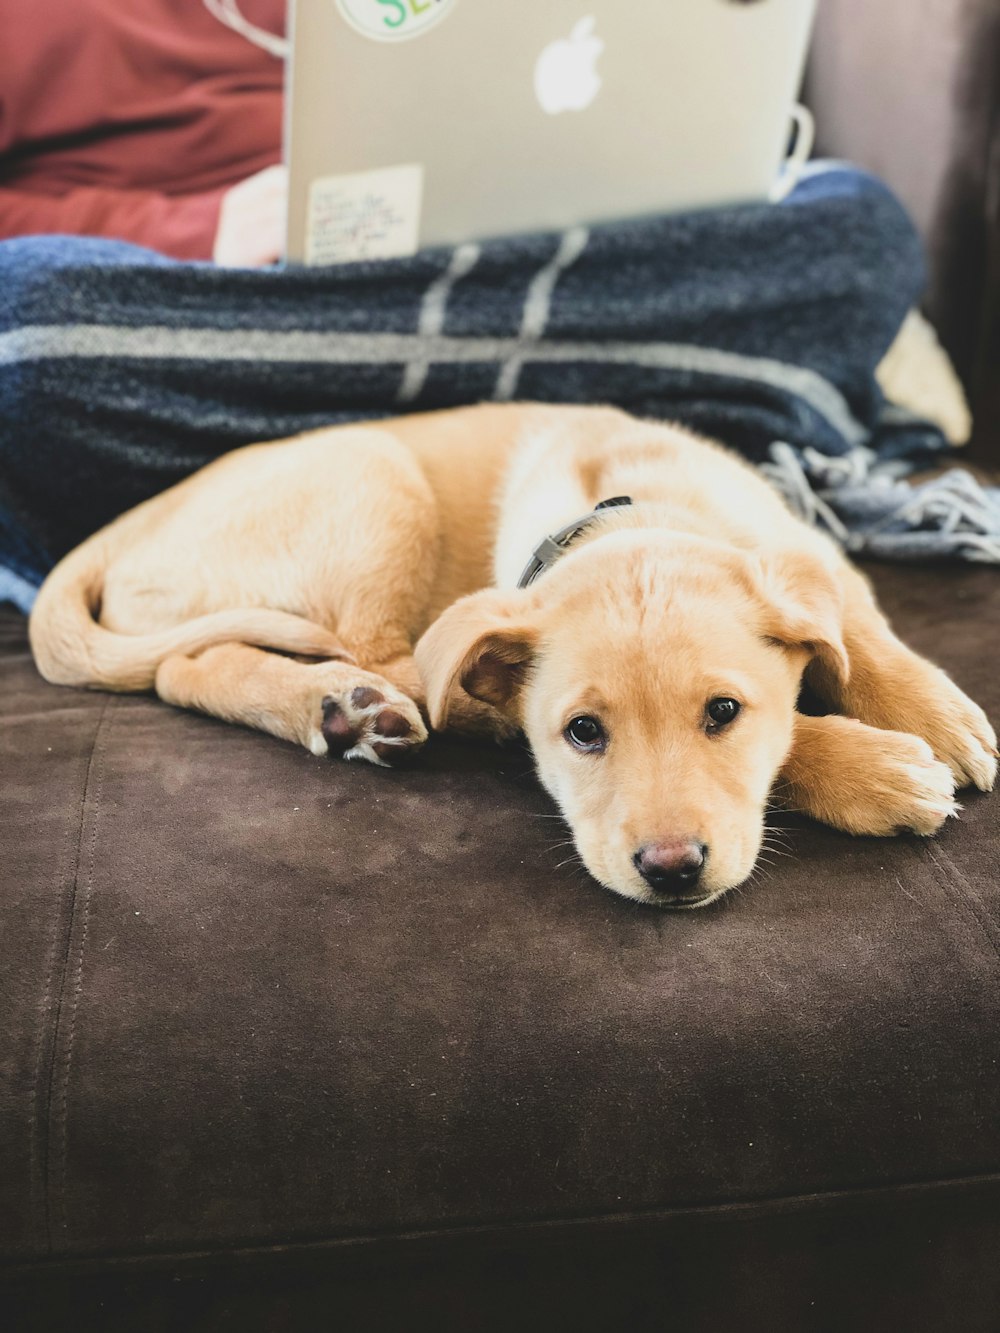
[[633, 841, 709, 904]]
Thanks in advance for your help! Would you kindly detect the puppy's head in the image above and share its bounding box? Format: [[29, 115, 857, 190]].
[[416, 533, 847, 907]]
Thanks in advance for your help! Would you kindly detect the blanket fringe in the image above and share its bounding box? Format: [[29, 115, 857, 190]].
[[760, 442, 1000, 563]]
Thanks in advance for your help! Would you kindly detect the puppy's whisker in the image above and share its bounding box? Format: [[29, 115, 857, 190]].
[[759, 844, 793, 860], [762, 842, 794, 863], [761, 829, 795, 848]]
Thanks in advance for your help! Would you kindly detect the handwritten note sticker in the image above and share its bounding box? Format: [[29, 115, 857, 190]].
[[305, 164, 424, 266]]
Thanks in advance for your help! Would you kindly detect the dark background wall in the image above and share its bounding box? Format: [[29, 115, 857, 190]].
[[805, 0, 1000, 458]]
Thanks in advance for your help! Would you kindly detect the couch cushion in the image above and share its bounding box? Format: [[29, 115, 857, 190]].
[[1, 563, 998, 1268]]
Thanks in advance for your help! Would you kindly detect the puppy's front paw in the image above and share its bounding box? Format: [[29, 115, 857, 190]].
[[904, 677, 997, 793], [848, 731, 959, 837], [794, 724, 959, 837], [312, 681, 428, 767]]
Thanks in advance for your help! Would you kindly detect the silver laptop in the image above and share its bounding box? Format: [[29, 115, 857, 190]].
[[285, 0, 817, 266]]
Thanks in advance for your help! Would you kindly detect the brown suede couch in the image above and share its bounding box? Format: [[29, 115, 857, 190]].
[[3, 4, 999, 1329]]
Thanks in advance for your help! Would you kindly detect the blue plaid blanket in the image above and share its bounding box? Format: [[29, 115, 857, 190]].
[[1, 166, 996, 614]]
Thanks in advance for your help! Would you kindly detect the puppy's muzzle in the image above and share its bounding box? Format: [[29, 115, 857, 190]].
[[633, 840, 710, 906]]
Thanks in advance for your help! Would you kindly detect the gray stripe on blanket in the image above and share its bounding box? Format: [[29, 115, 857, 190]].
[[397, 242, 481, 404], [494, 226, 590, 400], [0, 324, 868, 446]]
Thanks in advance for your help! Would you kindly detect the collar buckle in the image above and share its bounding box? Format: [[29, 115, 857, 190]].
[[516, 496, 633, 589]]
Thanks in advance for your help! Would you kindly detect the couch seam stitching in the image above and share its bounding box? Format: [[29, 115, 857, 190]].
[[24, 704, 103, 1254], [928, 841, 1000, 950], [922, 841, 1000, 963], [5, 1166, 1000, 1275], [42, 696, 114, 1253], [28, 697, 111, 1256]]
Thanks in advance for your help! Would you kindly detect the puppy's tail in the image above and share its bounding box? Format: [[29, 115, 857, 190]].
[[29, 535, 346, 693]]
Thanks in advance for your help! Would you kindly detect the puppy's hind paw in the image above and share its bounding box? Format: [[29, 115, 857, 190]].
[[313, 682, 428, 767]]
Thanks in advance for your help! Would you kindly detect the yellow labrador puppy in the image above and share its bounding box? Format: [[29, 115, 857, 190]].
[[30, 404, 996, 907]]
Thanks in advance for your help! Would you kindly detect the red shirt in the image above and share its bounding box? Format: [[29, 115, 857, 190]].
[[0, 0, 285, 258]]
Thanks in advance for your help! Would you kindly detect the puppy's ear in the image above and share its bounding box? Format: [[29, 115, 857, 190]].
[[755, 548, 850, 686], [414, 588, 539, 731]]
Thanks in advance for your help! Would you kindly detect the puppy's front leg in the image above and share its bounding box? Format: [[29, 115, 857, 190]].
[[812, 566, 997, 792], [778, 713, 958, 837]]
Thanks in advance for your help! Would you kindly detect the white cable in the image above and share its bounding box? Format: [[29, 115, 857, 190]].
[[769, 104, 816, 202], [202, 0, 289, 59]]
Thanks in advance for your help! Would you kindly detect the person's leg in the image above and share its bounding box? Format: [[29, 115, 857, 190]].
[[1, 172, 931, 605]]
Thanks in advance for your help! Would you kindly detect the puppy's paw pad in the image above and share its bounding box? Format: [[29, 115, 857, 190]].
[[320, 696, 360, 756], [373, 708, 413, 739], [317, 683, 427, 767], [350, 687, 384, 709]]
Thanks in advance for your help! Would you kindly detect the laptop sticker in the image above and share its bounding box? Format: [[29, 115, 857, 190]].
[[334, 0, 456, 43], [305, 163, 424, 265]]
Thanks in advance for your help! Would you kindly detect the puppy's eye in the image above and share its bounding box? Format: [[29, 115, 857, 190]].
[[565, 715, 606, 752], [706, 697, 741, 732]]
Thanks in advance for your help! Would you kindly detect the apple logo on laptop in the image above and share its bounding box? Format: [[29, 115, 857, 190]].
[[534, 17, 605, 115]]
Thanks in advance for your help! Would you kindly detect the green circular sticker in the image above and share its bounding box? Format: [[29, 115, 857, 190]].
[[335, 0, 456, 43]]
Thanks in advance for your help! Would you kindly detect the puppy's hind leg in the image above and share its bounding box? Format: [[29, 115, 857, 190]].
[[777, 713, 958, 837], [155, 643, 427, 766]]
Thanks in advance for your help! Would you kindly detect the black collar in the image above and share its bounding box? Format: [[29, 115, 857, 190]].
[[516, 496, 633, 589]]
